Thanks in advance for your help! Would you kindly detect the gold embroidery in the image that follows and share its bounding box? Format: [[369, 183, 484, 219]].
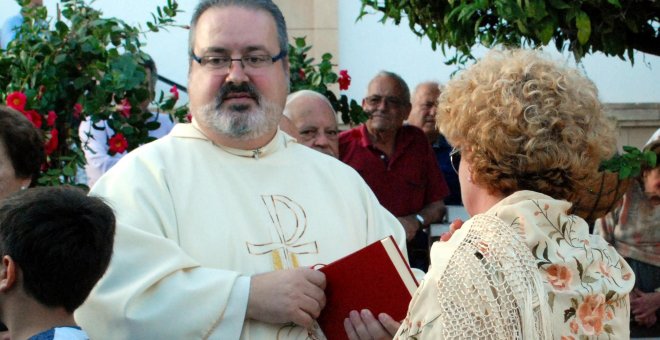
[[246, 195, 319, 269]]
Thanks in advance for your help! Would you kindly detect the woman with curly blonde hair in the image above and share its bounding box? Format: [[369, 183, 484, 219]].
[[344, 49, 634, 340]]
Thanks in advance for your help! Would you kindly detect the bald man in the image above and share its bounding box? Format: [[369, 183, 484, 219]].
[[408, 81, 462, 205], [284, 90, 339, 158]]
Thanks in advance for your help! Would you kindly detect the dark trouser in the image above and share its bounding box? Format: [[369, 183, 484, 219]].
[[406, 228, 429, 272]]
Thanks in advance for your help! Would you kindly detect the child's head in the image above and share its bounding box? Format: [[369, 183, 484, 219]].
[[0, 186, 115, 313]]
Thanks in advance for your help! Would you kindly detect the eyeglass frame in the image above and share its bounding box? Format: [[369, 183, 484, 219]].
[[190, 50, 287, 71], [363, 95, 408, 109], [449, 146, 461, 174]]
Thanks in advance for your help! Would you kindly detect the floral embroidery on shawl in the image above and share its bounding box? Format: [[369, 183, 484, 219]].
[[516, 195, 634, 338]]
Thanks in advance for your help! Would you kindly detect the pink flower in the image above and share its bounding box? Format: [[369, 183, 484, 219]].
[[44, 128, 59, 155], [622, 272, 632, 281], [73, 103, 83, 119], [545, 264, 572, 291], [577, 294, 606, 335], [108, 133, 128, 154], [338, 69, 351, 91], [116, 98, 131, 118], [569, 319, 579, 334], [6, 91, 27, 111], [23, 110, 42, 128], [561, 336, 575, 340], [169, 85, 179, 100], [47, 111, 56, 127]]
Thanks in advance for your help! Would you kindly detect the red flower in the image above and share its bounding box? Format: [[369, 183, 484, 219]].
[[47, 111, 56, 127], [298, 68, 306, 80], [6, 91, 27, 111], [23, 110, 43, 128], [44, 128, 59, 155], [73, 103, 83, 119], [108, 133, 128, 154], [116, 98, 132, 118], [169, 85, 179, 100], [186, 113, 192, 122], [338, 69, 351, 91]]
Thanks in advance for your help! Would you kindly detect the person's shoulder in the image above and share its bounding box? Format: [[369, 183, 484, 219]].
[[26, 326, 88, 340], [400, 125, 427, 140], [338, 125, 363, 144]]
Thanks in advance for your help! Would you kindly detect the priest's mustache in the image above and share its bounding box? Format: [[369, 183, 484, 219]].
[[216, 82, 261, 108]]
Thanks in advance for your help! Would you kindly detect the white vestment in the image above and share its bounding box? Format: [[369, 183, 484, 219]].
[[74, 123, 407, 339]]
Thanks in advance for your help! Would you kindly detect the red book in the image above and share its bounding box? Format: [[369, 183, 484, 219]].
[[317, 235, 419, 340]]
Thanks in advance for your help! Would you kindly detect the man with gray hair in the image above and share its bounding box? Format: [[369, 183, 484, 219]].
[[75, 1, 407, 339], [284, 90, 339, 157], [407, 81, 462, 205], [339, 71, 449, 271]]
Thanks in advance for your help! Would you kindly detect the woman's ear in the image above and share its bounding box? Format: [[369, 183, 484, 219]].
[[0, 255, 17, 293]]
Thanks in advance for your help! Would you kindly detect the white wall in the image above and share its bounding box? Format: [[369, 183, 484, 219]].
[[338, 0, 660, 104], [2, 0, 659, 104]]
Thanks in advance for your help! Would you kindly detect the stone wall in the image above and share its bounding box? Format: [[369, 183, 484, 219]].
[[605, 103, 660, 149]]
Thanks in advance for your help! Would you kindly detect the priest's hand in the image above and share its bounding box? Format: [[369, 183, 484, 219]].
[[344, 309, 400, 340], [247, 268, 327, 329]]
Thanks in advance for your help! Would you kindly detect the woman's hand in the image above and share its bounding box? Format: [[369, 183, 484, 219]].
[[344, 309, 400, 340], [439, 218, 464, 242]]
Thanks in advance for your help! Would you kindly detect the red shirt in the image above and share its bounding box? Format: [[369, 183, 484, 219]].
[[339, 124, 448, 217]]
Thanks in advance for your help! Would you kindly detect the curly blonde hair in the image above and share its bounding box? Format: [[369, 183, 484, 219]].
[[437, 49, 616, 200]]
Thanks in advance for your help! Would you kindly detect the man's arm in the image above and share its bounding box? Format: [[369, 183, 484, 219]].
[[398, 200, 446, 241]]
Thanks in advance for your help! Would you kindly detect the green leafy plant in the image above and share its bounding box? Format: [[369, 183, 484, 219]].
[[0, 0, 187, 186], [358, 0, 659, 65], [288, 36, 367, 125], [600, 146, 658, 179]]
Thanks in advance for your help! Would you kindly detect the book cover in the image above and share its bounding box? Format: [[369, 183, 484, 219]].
[[316, 235, 419, 340]]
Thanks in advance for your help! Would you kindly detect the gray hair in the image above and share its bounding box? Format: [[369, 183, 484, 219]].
[[189, 0, 288, 62], [370, 71, 411, 103], [412, 81, 442, 98], [283, 90, 335, 118]]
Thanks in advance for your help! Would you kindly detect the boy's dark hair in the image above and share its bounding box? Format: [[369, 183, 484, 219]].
[[0, 105, 44, 187], [0, 186, 115, 313]]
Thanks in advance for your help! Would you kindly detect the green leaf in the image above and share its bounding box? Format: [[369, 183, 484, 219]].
[[606, 0, 621, 8], [575, 11, 591, 45], [563, 307, 575, 322], [605, 290, 616, 301], [604, 324, 614, 334], [62, 164, 75, 177], [548, 291, 555, 310], [582, 276, 597, 283], [576, 258, 584, 278], [54, 54, 67, 64]]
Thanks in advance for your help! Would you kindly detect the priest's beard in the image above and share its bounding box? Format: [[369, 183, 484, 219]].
[[198, 83, 281, 141]]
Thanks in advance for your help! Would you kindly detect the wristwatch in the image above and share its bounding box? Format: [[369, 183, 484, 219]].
[[415, 214, 426, 227]]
